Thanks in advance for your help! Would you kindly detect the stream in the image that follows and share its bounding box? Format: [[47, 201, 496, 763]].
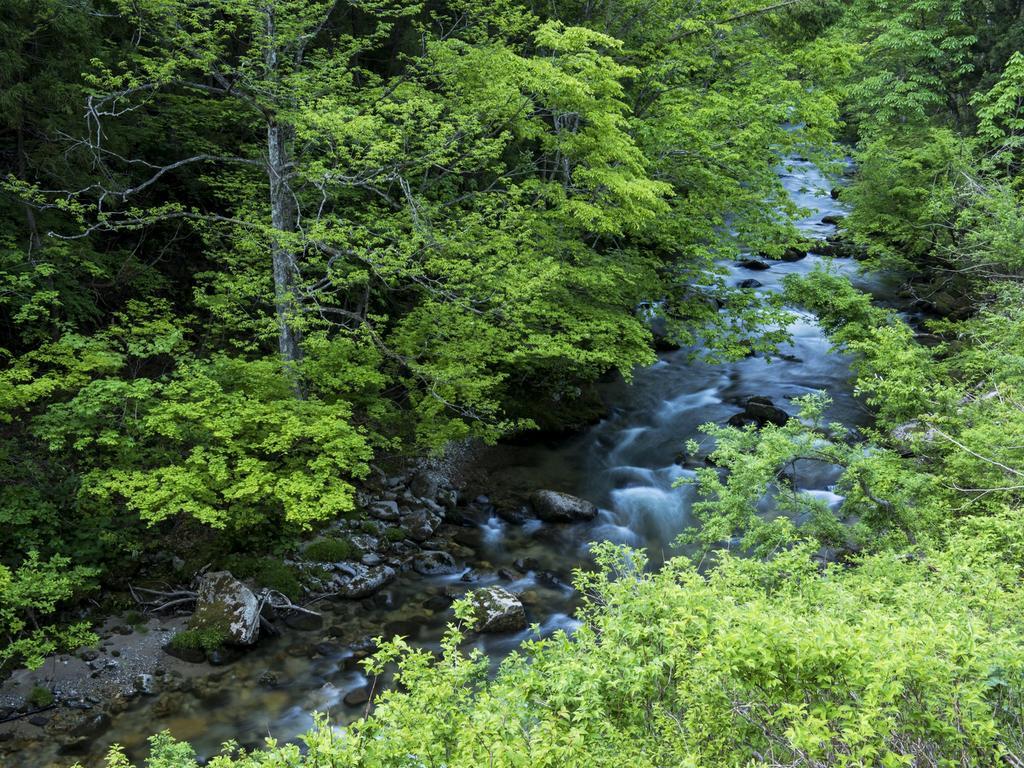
[[16, 157, 900, 767]]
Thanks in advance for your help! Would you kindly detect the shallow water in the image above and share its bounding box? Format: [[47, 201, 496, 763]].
[[18, 158, 897, 767]]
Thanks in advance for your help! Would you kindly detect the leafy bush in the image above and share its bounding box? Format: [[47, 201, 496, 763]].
[[0, 551, 97, 671], [97, 534, 1024, 767]]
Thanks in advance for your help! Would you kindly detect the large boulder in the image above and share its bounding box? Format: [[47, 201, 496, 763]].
[[530, 490, 598, 523], [779, 246, 807, 262], [727, 396, 789, 429], [329, 563, 396, 599], [467, 587, 527, 633], [190, 571, 261, 646], [743, 396, 789, 427], [738, 258, 771, 271]]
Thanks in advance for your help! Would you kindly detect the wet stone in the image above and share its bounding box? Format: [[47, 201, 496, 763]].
[[513, 557, 541, 573], [283, 611, 324, 631], [412, 550, 460, 576], [424, 595, 451, 612], [343, 687, 371, 707]]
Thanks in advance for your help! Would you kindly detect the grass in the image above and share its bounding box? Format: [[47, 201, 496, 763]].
[[168, 627, 231, 654]]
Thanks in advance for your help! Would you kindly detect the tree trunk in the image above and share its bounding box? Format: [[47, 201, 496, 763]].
[[267, 120, 301, 365], [265, 5, 302, 368]]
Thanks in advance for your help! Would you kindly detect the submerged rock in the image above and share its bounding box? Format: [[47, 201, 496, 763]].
[[737, 278, 763, 289], [412, 550, 460, 576], [530, 490, 598, 523], [343, 687, 371, 707], [467, 587, 527, 633]]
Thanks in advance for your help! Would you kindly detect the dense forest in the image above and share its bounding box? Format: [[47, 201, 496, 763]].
[[2, 0, 1024, 765]]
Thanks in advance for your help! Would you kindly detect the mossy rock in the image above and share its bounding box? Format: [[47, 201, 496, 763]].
[[303, 537, 359, 563]]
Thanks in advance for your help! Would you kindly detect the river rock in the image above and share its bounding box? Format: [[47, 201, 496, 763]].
[[821, 214, 845, 226], [530, 490, 598, 522], [344, 687, 371, 707], [191, 570, 261, 646], [283, 610, 323, 631], [67, 712, 111, 739], [741, 396, 789, 427], [330, 563, 396, 599], [496, 503, 534, 525], [779, 246, 807, 262], [738, 258, 771, 271], [513, 557, 541, 573], [409, 469, 445, 500], [134, 674, 156, 695], [369, 500, 400, 521], [401, 508, 441, 542], [413, 550, 460, 576], [737, 278, 762, 289], [811, 234, 863, 259], [467, 587, 527, 633], [890, 420, 939, 444]]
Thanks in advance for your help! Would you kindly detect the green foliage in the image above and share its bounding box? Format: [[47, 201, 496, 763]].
[[0, 551, 97, 671], [96, 535, 1024, 767]]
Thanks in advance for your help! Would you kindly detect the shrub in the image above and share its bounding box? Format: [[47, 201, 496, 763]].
[[97, 533, 1024, 767]]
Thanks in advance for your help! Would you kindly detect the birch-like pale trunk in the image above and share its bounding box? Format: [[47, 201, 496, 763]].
[[265, 4, 302, 367]]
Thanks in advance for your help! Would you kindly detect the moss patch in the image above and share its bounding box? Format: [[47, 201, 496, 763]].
[[27, 686, 54, 708], [304, 537, 359, 563]]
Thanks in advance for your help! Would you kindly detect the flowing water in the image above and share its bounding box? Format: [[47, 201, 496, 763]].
[[19, 158, 899, 767]]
